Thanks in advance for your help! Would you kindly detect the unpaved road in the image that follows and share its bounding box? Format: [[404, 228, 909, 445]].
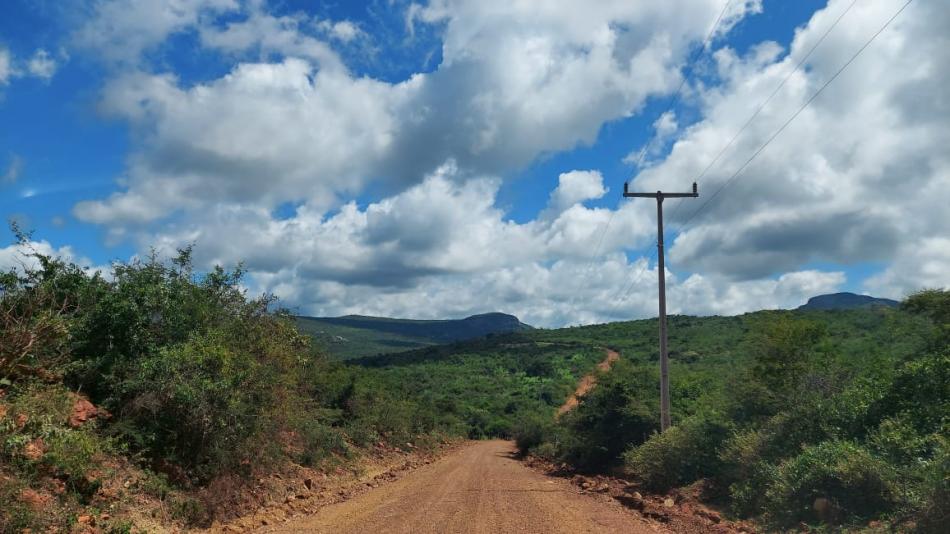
[[558, 349, 620, 417], [262, 440, 661, 534]]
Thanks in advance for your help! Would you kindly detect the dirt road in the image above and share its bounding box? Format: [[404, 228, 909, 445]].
[[558, 348, 620, 417], [261, 440, 661, 534]]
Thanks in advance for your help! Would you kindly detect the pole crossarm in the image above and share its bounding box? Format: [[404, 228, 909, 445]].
[[623, 182, 698, 199], [620, 181, 698, 432]]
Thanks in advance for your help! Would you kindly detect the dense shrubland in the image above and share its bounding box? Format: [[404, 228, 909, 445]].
[[3, 227, 946, 532], [0, 238, 448, 531], [515, 292, 949, 531], [0, 233, 602, 531]]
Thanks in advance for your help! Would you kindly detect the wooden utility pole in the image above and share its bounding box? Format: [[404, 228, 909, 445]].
[[622, 182, 698, 431]]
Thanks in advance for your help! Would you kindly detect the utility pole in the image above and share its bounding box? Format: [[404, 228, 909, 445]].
[[622, 182, 698, 432]]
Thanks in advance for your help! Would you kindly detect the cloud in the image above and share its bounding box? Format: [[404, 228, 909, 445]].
[[864, 237, 950, 299], [546, 171, 608, 216], [74, 0, 763, 226], [631, 0, 949, 291], [248, 253, 843, 328], [0, 46, 64, 85], [105, 161, 843, 327], [72, 0, 239, 65], [0, 240, 102, 276], [2, 154, 22, 184], [316, 20, 364, 43], [624, 111, 679, 166], [384, 0, 760, 181], [200, 9, 343, 69], [672, 269, 846, 317], [26, 49, 57, 80], [75, 58, 414, 223], [66, 0, 947, 325], [0, 46, 11, 84], [127, 163, 648, 283]]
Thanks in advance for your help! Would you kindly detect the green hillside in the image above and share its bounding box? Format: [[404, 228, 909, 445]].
[[797, 292, 900, 310], [296, 312, 532, 359], [355, 301, 946, 530], [3, 240, 945, 532]]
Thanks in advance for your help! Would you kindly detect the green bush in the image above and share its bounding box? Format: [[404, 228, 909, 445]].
[[532, 441, 560, 461], [917, 435, 950, 533], [763, 440, 899, 526], [1, 384, 111, 494], [902, 289, 950, 341], [867, 348, 949, 435], [557, 360, 659, 471], [113, 327, 304, 480], [867, 416, 936, 467], [719, 428, 778, 516], [297, 421, 349, 467], [623, 413, 733, 491], [513, 414, 552, 456]]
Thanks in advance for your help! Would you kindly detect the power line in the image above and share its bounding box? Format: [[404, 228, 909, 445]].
[[677, 0, 914, 232], [580, 0, 734, 295], [615, 0, 914, 306], [621, 184, 700, 431], [597, 0, 733, 236], [656, 0, 735, 132], [666, 0, 860, 222], [610, 246, 656, 308]]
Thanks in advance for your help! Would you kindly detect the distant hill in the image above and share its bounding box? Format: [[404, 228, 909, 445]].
[[798, 292, 899, 311], [296, 312, 533, 359]]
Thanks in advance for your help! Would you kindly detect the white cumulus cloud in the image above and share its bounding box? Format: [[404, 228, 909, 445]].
[[60, 0, 948, 325], [632, 0, 949, 290]]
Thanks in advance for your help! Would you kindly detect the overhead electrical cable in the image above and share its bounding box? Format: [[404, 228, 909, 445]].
[[677, 0, 914, 231], [613, 0, 914, 306], [666, 0, 860, 222], [577, 0, 735, 307]]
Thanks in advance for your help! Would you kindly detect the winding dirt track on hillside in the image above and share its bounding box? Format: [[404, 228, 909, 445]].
[[260, 440, 661, 534], [557, 349, 620, 417]]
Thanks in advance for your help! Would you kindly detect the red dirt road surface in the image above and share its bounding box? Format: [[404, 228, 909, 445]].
[[260, 440, 663, 534]]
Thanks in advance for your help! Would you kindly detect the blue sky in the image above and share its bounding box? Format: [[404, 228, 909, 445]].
[[1, 0, 946, 326]]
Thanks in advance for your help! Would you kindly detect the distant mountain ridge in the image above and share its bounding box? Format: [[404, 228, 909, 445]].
[[798, 292, 899, 311], [296, 312, 532, 359]]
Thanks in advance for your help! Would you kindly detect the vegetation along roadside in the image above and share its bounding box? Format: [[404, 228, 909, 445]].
[[1, 232, 946, 532]]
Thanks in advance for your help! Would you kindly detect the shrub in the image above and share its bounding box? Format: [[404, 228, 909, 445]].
[[43, 427, 107, 494], [867, 416, 936, 467], [763, 440, 899, 526], [532, 441, 559, 461], [0, 292, 72, 381], [513, 415, 552, 456], [344, 420, 380, 448], [719, 428, 777, 516], [297, 421, 348, 467], [623, 413, 733, 491], [113, 325, 308, 480], [1, 384, 111, 493], [0, 227, 88, 382], [557, 360, 659, 471], [867, 348, 949, 435], [169, 494, 209, 526], [917, 435, 949, 533], [902, 289, 950, 331]]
